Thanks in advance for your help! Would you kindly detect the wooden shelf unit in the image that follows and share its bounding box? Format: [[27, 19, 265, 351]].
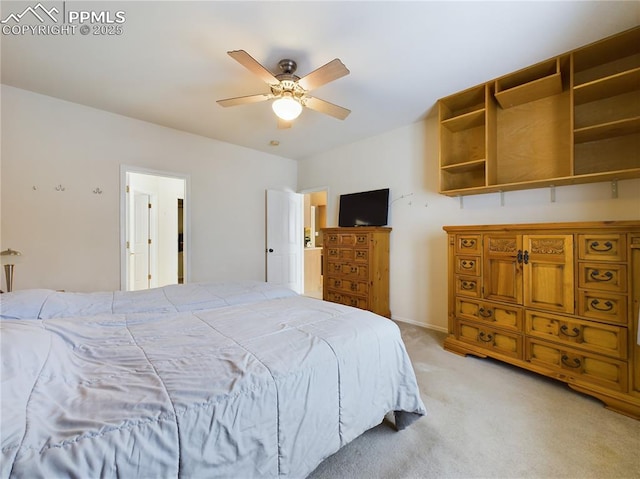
[[438, 27, 640, 196]]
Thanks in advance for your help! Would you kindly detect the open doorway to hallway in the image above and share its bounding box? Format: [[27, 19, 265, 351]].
[[303, 189, 327, 299], [121, 167, 189, 291]]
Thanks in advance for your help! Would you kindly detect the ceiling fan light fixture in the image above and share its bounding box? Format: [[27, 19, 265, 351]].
[[272, 93, 302, 121]]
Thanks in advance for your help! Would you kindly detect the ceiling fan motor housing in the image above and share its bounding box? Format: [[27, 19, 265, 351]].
[[278, 59, 297, 75]]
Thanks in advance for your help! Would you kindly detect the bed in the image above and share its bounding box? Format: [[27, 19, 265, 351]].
[[1, 281, 426, 478]]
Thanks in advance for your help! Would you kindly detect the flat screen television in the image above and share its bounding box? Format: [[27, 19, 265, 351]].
[[338, 188, 389, 227]]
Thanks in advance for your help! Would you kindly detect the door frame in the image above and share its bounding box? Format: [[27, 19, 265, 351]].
[[120, 165, 191, 291], [299, 186, 330, 294]]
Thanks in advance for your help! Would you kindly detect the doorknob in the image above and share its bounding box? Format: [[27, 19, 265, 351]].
[[267, 248, 274, 253]]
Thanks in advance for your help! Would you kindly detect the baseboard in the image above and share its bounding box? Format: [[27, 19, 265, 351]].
[[392, 315, 448, 334]]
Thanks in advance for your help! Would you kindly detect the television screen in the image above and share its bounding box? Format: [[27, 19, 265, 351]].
[[338, 188, 389, 227]]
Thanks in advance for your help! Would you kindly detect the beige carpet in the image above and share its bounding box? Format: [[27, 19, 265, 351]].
[[308, 322, 640, 479]]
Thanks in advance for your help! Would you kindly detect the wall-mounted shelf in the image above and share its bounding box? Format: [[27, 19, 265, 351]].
[[573, 67, 640, 105], [574, 116, 640, 144], [441, 109, 485, 132], [438, 26, 640, 197]]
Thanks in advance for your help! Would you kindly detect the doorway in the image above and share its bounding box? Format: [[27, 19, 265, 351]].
[[120, 167, 189, 291], [302, 189, 327, 299]]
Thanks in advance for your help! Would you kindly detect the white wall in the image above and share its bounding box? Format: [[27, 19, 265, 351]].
[[298, 117, 640, 332], [1, 86, 297, 292]]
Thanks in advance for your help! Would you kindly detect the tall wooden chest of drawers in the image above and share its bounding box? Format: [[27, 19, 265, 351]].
[[322, 227, 391, 318], [444, 221, 640, 420]]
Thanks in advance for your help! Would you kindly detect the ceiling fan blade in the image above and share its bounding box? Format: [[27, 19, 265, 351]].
[[305, 96, 351, 120], [298, 59, 349, 91], [227, 50, 279, 85], [277, 118, 293, 129], [217, 93, 271, 107]]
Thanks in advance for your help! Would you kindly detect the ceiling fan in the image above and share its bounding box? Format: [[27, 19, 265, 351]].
[[217, 50, 350, 128]]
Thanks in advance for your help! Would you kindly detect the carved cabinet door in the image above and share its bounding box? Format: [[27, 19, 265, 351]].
[[523, 234, 574, 313], [483, 234, 523, 304]]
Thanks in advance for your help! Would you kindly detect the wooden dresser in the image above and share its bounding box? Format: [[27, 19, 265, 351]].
[[443, 221, 640, 419], [322, 227, 391, 318]]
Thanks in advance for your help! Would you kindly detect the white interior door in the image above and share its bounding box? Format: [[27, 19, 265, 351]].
[[133, 192, 150, 291], [266, 189, 303, 294]]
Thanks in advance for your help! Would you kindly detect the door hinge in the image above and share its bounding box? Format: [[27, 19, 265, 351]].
[[126, 241, 130, 249], [148, 274, 152, 280], [148, 203, 152, 209], [148, 238, 152, 245], [126, 185, 130, 193]]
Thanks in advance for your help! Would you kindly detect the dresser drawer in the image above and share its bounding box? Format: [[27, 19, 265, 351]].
[[526, 338, 628, 392], [325, 290, 368, 310], [330, 248, 368, 262], [325, 233, 340, 245], [455, 234, 482, 255], [455, 256, 481, 276], [455, 275, 481, 298], [456, 298, 522, 332], [578, 234, 626, 262], [577, 290, 628, 325], [354, 249, 369, 263], [578, 263, 627, 293], [327, 261, 369, 279], [456, 320, 523, 359], [326, 277, 368, 295], [525, 310, 627, 359], [326, 248, 340, 259], [333, 233, 370, 247]]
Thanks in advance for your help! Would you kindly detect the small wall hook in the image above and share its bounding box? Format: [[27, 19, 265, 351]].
[[55, 184, 65, 192], [93, 187, 103, 194]]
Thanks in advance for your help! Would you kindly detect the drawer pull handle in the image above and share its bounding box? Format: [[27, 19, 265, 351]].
[[478, 331, 493, 343], [351, 283, 358, 291], [461, 281, 476, 290], [461, 260, 475, 270], [589, 241, 613, 252], [334, 280, 341, 287], [590, 299, 614, 312], [478, 307, 493, 318], [560, 325, 580, 337], [461, 239, 476, 248], [517, 250, 523, 263], [523, 250, 529, 265], [589, 270, 613, 282], [561, 355, 582, 369]]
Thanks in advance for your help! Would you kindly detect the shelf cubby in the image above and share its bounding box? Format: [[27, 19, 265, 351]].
[[572, 27, 640, 179], [439, 85, 489, 193], [573, 67, 640, 105], [494, 58, 564, 109]]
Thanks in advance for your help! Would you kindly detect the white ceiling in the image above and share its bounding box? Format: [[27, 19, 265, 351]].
[[2, 1, 638, 160]]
